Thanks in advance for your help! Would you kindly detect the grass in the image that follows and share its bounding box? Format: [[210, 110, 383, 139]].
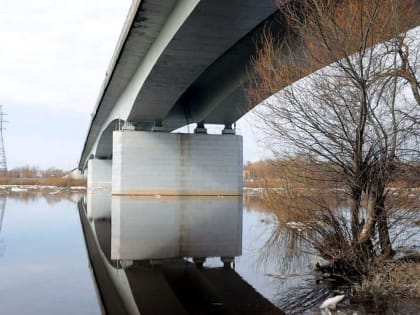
[[354, 259, 420, 299]]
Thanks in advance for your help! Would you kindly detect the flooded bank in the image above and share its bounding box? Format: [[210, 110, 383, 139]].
[[0, 190, 418, 314]]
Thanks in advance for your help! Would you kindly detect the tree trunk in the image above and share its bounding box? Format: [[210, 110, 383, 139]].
[[377, 211, 393, 257], [350, 187, 362, 239], [358, 192, 376, 245], [375, 191, 394, 257]]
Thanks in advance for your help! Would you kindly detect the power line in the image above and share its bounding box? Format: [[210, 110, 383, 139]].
[[0, 105, 7, 174]]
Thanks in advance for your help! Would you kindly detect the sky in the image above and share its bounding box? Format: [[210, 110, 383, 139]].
[[0, 0, 267, 170]]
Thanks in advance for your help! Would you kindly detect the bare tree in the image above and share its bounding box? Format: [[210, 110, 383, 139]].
[[248, 0, 420, 267]]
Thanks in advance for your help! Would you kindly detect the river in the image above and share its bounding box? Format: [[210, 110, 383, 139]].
[[0, 188, 418, 314]]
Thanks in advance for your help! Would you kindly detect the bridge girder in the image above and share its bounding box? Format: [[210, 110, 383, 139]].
[[79, 0, 279, 170]]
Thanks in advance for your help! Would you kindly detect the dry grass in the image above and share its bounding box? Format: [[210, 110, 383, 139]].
[[354, 259, 420, 299], [254, 186, 420, 279], [0, 177, 86, 187]]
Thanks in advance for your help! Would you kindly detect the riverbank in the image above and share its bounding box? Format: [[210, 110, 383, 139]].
[[243, 191, 420, 314], [0, 184, 86, 193], [354, 259, 420, 299], [0, 177, 86, 188]]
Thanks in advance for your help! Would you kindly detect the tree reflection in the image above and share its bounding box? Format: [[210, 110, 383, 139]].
[[0, 189, 84, 204]]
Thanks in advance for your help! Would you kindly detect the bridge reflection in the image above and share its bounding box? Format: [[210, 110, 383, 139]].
[[79, 191, 284, 315], [0, 196, 5, 232], [111, 195, 242, 263]]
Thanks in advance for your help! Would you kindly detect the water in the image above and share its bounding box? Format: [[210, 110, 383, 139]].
[[0, 191, 101, 315], [0, 189, 297, 314], [0, 189, 418, 314], [82, 190, 285, 314]]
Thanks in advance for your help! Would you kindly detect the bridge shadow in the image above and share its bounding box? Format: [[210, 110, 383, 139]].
[[78, 192, 284, 315]]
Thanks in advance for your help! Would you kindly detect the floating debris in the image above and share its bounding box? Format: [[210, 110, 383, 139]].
[[10, 187, 27, 192], [320, 294, 345, 310], [265, 272, 303, 279]]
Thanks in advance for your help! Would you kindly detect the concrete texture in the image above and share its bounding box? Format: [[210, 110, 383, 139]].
[[86, 189, 112, 220], [87, 159, 112, 189], [79, 0, 277, 169], [111, 196, 242, 260], [112, 131, 243, 196]]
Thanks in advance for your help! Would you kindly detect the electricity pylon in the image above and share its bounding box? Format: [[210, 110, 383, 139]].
[[0, 106, 7, 174]]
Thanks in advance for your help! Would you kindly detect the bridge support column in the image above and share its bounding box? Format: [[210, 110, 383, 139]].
[[112, 130, 243, 196], [194, 121, 207, 134], [87, 159, 112, 190]]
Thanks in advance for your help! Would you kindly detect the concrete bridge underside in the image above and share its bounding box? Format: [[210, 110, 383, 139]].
[[81, 0, 420, 196], [81, 0, 283, 195]]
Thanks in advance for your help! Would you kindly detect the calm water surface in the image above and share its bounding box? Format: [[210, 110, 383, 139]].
[[0, 189, 418, 315], [0, 191, 101, 315], [0, 190, 293, 314]]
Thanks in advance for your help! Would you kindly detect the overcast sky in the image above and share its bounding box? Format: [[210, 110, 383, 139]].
[[0, 0, 266, 170]]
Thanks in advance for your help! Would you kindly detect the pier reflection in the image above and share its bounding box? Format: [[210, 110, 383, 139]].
[[80, 191, 284, 315], [111, 195, 242, 262], [0, 197, 6, 257], [0, 196, 6, 232]]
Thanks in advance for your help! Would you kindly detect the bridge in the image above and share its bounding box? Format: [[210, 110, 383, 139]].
[[79, 0, 281, 195], [79, 0, 420, 196]]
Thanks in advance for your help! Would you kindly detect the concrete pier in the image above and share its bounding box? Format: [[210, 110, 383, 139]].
[[87, 159, 112, 190], [111, 131, 243, 196]]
